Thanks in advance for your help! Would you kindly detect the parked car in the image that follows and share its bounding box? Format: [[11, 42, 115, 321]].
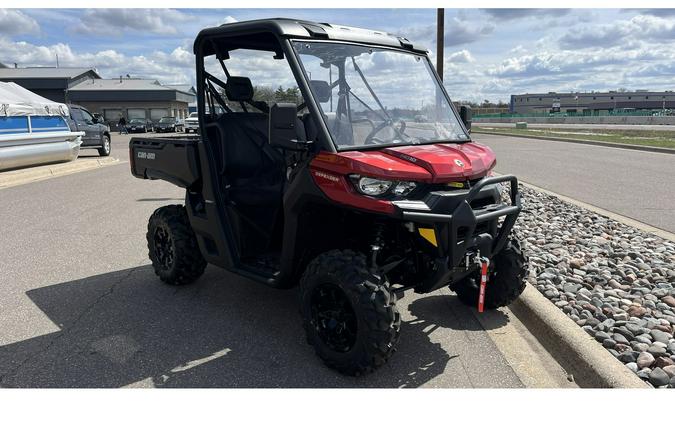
[[184, 112, 199, 133], [154, 116, 183, 133], [127, 118, 153, 133], [66, 104, 112, 156]]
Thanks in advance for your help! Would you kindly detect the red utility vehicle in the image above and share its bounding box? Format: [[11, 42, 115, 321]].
[[130, 19, 527, 375]]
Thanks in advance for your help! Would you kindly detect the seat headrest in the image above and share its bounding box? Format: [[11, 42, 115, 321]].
[[310, 80, 331, 103], [225, 76, 254, 102]]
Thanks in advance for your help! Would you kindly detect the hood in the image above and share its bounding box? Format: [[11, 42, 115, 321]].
[[312, 142, 496, 183], [379, 142, 496, 182]]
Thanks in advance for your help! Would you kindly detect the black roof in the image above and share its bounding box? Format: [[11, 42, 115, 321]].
[[194, 18, 427, 56]]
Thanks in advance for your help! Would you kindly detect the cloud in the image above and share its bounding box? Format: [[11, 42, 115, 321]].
[[626, 61, 675, 77], [558, 22, 634, 49], [0, 37, 194, 84], [559, 14, 675, 49], [481, 9, 570, 21], [446, 49, 475, 64], [626, 9, 675, 17], [487, 45, 668, 79], [74, 9, 191, 36], [404, 16, 494, 48], [0, 9, 40, 36]]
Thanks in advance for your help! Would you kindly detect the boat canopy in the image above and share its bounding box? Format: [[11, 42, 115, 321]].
[[0, 81, 69, 117]]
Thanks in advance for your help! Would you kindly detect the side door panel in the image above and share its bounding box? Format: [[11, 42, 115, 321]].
[[73, 108, 99, 145]]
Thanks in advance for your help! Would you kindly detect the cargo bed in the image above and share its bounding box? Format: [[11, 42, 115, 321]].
[[129, 136, 202, 188]]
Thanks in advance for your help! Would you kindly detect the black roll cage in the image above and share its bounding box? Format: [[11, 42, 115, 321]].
[[193, 20, 469, 156]]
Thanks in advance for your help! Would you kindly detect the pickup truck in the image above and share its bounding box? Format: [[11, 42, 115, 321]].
[[184, 112, 199, 133], [66, 104, 112, 156]]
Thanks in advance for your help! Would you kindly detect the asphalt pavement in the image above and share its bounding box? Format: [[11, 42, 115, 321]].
[[472, 133, 675, 233], [0, 133, 572, 388]]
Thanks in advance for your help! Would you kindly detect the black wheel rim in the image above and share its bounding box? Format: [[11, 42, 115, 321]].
[[310, 284, 358, 353], [153, 226, 174, 270]]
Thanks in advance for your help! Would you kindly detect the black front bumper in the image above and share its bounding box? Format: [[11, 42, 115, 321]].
[[392, 175, 521, 292]]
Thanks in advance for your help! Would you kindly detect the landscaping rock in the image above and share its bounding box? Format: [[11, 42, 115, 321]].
[[618, 351, 639, 363], [648, 345, 668, 357], [637, 352, 655, 369], [648, 367, 670, 387], [651, 329, 672, 344], [662, 365, 675, 378], [514, 185, 675, 389], [654, 356, 674, 368], [625, 362, 638, 373]]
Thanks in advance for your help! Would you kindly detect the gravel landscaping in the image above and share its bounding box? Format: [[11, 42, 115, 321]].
[[515, 185, 675, 388]]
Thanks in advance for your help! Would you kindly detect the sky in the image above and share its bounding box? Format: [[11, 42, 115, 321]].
[[2, 8, 675, 103]]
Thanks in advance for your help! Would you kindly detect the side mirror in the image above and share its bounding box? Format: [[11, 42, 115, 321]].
[[459, 105, 472, 133], [269, 103, 312, 150], [92, 113, 102, 124]]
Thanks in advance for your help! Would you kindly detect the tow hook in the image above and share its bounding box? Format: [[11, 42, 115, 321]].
[[477, 256, 490, 313]]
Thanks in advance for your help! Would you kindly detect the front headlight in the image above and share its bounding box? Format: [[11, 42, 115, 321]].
[[350, 175, 417, 197], [355, 176, 392, 196], [392, 181, 417, 196]]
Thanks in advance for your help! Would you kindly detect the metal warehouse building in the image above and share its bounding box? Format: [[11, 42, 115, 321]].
[[0, 67, 102, 103], [67, 78, 196, 123], [510, 91, 675, 114], [0, 66, 196, 123]]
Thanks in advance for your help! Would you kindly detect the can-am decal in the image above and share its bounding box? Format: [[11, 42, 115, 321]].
[[137, 151, 156, 160]]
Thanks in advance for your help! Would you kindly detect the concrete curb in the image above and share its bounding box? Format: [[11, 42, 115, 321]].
[[509, 285, 648, 388], [0, 157, 121, 190], [472, 130, 675, 155]]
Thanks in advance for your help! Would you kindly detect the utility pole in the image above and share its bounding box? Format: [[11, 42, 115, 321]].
[[436, 8, 444, 81]]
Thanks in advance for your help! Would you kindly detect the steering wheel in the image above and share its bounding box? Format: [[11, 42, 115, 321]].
[[364, 118, 407, 145]]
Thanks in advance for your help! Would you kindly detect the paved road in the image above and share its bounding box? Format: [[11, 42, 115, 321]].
[[0, 133, 571, 388], [475, 122, 675, 131], [473, 133, 675, 232]]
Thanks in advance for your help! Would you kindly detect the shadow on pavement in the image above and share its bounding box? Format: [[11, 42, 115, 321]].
[[408, 295, 510, 332], [0, 265, 500, 388]]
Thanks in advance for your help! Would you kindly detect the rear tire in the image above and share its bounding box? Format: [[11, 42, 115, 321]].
[[98, 134, 111, 156], [452, 237, 527, 309], [147, 205, 206, 285], [299, 250, 401, 376]]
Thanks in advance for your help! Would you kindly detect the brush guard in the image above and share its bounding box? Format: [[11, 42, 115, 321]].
[[392, 174, 521, 293]]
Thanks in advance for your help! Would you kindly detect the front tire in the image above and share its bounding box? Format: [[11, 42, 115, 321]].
[[299, 250, 401, 376], [452, 237, 527, 309], [98, 134, 111, 156], [147, 205, 206, 285]]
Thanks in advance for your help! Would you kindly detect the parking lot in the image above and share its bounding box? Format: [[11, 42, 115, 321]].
[[0, 133, 573, 388]]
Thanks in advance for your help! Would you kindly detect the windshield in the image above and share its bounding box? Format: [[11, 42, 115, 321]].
[[188, 113, 198, 118], [130, 119, 144, 124], [159, 117, 174, 123], [293, 41, 468, 150]]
